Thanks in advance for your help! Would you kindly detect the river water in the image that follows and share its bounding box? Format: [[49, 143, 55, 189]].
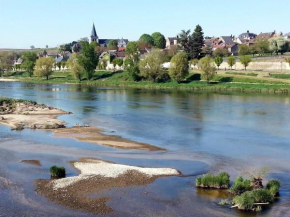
[[0, 82, 289, 217]]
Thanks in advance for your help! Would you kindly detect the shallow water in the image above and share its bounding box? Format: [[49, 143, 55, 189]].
[[0, 82, 290, 216]]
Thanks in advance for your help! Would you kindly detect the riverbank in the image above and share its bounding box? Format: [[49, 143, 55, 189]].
[[3, 70, 290, 94], [36, 158, 180, 215]]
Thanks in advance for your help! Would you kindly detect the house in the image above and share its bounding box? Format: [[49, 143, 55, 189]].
[[89, 23, 129, 48], [166, 37, 178, 48], [236, 30, 256, 44], [212, 36, 238, 55], [284, 33, 290, 39], [257, 31, 275, 40]]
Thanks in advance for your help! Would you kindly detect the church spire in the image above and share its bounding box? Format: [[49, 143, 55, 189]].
[[91, 23, 97, 37]]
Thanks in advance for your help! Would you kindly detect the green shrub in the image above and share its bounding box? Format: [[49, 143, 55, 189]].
[[232, 189, 274, 211], [230, 176, 252, 195], [219, 199, 230, 206], [196, 172, 230, 189], [266, 179, 280, 196], [50, 165, 66, 178], [251, 189, 274, 203], [232, 191, 255, 210]]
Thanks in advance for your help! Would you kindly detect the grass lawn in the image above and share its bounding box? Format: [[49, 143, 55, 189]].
[[3, 70, 290, 94]]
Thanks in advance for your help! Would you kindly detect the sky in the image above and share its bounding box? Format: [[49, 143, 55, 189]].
[[0, 0, 289, 49]]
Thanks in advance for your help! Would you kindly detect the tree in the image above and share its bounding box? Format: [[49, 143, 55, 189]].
[[77, 41, 99, 80], [238, 44, 250, 55], [61, 62, 66, 70], [59, 43, 72, 53], [34, 57, 55, 80], [214, 56, 223, 70], [198, 56, 216, 83], [139, 49, 168, 82], [178, 29, 192, 55], [56, 62, 62, 70], [90, 41, 99, 49], [169, 52, 189, 83], [240, 56, 252, 70], [255, 39, 270, 56], [79, 37, 89, 42], [0, 52, 15, 75], [67, 53, 84, 81], [30, 45, 35, 50], [213, 48, 230, 57], [269, 37, 289, 55], [21, 52, 38, 77], [139, 34, 154, 46], [125, 41, 140, 79], [46, 45, 48, 49], [190, 58, 199, 69], [191, 25, 204, 59], [108, 40, 118, 50], [151, 32, 166, 49], [227, 56, 236, 70]]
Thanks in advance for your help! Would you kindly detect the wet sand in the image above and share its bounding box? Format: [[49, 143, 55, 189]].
[[21, 160, 42, 166], [50, 126, 166, 151], [36, 158, 180, 215]]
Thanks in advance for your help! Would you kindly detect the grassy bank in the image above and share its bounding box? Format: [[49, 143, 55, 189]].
[[3, 70, 290, 94]]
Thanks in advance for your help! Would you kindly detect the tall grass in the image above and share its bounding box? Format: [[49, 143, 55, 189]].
[[196, 172, 230, 189]]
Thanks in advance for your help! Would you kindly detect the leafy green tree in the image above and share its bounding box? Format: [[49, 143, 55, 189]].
[[178, 29, 192, 55], [56, 62, 62, 71], [214, 56, 223, 70], [108, 40, 118, 50], [0, 52, 15, 76], [77, 41, 99, 80], [67, 53, 84, 81], [139, 49, 168, 82], [198, 56, 216, 83], [59, 44, 72, 52], [116, 59, 123, 67], [255, 39, 270, 56], [21, 52, 38, 77], [213, 48, 230, 57], [238, 44, 250, 55], [240, 56, 252, 70], [61, 61, 66, 70], [227, 56, 236, 70], [34, 57, 55, 80], [90, 41, 99, 48], [169, 52, 189, 83], [139, 34, 154, 46], [269, 37, 289, 55], [151, 32, 166, 49], [125, 41, 140, 80], [30, 45, 35, 49], [191, 25, 204, 59]]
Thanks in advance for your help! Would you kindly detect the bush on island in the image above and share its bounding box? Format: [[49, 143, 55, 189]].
[[232, 189, 274, 211], [196, 172, 230, 189], [230, 176, 252, 195], [50, 165, 66, 178], [266, 179, 280, 196]]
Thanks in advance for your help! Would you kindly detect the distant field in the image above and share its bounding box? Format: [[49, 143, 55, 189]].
[[0, 48, 58, 54]]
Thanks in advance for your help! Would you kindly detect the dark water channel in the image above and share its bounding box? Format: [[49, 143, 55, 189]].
[[0, 82, 289, 217]]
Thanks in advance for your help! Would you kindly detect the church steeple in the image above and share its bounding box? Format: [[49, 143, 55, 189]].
[[90, 23, 98, 43]]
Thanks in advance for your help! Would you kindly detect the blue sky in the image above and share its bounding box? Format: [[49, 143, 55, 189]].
[[0, 0, 289, 49]]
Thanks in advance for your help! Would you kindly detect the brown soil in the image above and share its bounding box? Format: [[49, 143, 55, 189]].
[[21, 160, 42, 167], [50, 126, 165, 151], [36, 170, 164, 215]]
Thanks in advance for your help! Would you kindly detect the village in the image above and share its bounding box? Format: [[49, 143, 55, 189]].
[[5, 24, 290, 73]]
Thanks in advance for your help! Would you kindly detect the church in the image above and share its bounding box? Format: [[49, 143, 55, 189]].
[[89, 23, 128, 48]]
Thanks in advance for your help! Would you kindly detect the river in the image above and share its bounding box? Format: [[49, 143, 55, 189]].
[[0, 81, 289, 217]]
